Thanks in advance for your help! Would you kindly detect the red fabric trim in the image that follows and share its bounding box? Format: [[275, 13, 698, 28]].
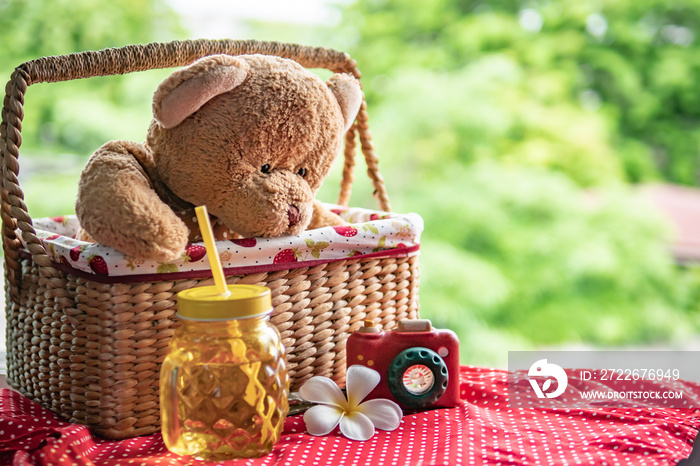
[[18, 244, 420, 284]]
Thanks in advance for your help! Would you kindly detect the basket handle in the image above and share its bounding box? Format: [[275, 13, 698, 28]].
[[0, 39, 391, 300]]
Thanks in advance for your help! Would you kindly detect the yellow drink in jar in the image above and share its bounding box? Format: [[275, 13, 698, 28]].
[[160, 284, 289, 460]]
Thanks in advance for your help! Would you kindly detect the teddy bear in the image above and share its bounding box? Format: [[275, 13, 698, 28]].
[[75, 53, 363, 262]]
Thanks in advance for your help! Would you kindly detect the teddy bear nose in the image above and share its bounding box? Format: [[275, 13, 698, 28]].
[[287, 204, 301, 227]]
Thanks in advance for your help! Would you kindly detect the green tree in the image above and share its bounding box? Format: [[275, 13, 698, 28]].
[[344, 0, 700, 185], [317, 0, 700, 364]]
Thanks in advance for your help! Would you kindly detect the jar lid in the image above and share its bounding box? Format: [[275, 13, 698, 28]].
[[177, 284, 272, 320]]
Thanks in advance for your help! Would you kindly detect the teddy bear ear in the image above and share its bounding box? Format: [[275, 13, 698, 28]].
[[326, 74, 363, 133], [153, 55, 250, 129]]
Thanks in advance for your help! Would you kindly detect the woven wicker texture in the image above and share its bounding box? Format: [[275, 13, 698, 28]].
[[1, 39, 419, 440]]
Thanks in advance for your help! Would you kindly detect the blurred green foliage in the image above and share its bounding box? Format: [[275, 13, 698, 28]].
[[345, 0, 700, 186], [406, 163, 699, 363], [0, 0, 182, 168], [328, 0, 700, 364], [2, 0, 699, 366]]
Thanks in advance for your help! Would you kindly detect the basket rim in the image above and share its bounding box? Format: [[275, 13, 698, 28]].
[[19, 244, 421, 284], [26, 204, 423, 283]]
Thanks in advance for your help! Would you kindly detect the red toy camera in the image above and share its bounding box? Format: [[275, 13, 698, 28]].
[[347, 319, 460, 410]]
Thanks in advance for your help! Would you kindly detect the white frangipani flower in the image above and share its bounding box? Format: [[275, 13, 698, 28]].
[[299, 365, 403, 441]]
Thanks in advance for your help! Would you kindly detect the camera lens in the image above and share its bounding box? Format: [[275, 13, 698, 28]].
[[387, 347, 449, 409], [402, 365, 434, 395]]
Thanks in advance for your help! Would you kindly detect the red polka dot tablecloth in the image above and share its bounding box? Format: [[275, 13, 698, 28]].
[[0, 366, 698, 465]]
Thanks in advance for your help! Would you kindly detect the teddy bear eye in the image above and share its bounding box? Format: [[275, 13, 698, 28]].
[[297, 168, 307, 178], [261, 164, 271, 174]]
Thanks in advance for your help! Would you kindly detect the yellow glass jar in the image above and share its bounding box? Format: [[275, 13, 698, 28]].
[[160, 284, 289, 460]]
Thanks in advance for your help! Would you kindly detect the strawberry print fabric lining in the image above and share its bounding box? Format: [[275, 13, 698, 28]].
[[22, 204, 422, 282], [0, 366, 698, 465]]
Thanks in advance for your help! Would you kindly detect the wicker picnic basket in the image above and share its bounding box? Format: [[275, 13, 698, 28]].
[[0, 39, 420, 439]]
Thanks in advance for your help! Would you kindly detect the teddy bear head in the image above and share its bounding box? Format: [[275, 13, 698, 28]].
[[146, 54, 363, 238]]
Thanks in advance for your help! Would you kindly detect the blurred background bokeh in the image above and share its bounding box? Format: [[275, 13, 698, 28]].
[[2, 0, 700, 367]]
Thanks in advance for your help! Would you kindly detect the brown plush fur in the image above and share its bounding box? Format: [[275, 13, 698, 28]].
[[76, 54, 362, 262]]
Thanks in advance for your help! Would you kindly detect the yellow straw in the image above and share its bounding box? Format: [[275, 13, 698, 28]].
[[195, 205, 230, 297]]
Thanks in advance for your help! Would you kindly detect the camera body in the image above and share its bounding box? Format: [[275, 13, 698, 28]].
[[346, 319, 460, 411]]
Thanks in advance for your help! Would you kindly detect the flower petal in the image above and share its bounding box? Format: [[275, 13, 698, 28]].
[[303, 404, 344, 436], [357, 398, 403, 431], [339, 410, 375, 441], [346, 365, 381, 409], [299, 376, 347, 407]]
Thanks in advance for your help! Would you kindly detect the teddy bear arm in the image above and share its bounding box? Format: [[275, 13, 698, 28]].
[[307, 199, 346, 230], [76, 141, 189, 262]]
